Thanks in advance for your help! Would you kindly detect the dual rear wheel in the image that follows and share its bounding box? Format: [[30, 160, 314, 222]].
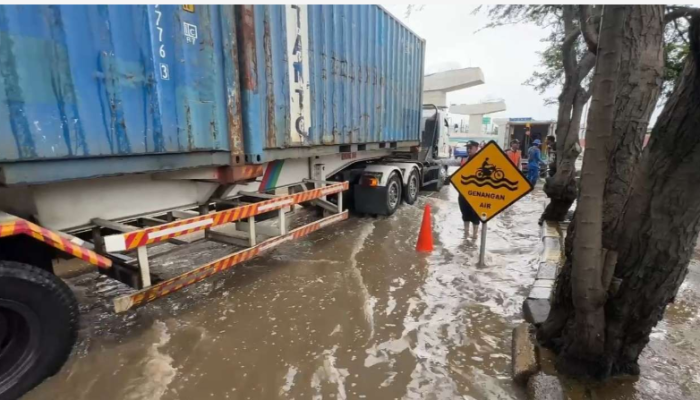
[[383, 169, 420, 216]]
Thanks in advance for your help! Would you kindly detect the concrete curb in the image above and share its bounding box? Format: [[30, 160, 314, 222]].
[[512, 322, 538, 385], [511, 215, 567, 399], [527, 372, 565, 400], [523, 221, 562, 326]]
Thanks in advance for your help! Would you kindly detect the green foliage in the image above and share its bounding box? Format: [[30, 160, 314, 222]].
[[523, 31, 565, 96], [473, 5, 563, 31], [475, 5, 582, 104], [478, 5, 692, 107]]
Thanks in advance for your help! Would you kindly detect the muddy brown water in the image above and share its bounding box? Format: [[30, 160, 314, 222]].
[[23, 179, 700, 400]]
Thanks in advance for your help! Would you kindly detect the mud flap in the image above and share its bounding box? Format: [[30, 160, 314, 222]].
[[353, 185, 391, 215]]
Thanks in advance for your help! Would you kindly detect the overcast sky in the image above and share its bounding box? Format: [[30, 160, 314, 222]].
[[382, 4, 562, 121]]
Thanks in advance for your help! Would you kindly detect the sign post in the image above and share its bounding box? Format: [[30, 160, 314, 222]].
[[449, 141, 533, 266], [479, 222, 487, 267]]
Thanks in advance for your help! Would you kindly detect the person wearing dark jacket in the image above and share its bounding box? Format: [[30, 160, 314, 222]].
[[458, 141, 481, 238]]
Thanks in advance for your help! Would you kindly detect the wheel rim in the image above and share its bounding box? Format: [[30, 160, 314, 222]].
[[409, 175, 418, 199], [388, 181, 400, 209], [0, 300, 41, 393]]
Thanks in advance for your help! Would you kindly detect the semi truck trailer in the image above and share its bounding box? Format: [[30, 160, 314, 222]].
[[0, 5, 450, 398]]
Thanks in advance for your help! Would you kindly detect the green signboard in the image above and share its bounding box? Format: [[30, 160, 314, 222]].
[[482, 116, 491, 124]]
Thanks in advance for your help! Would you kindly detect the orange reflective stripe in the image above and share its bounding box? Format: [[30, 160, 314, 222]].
[[213, 212, 223, 225], [72, 247, 84, 259], [124, 233, 137, 248], [88, 252, 99, 265], [0, 216, 110, 268], [106, 182, 347, 251], [130, 231, 146, 248], [28, 222, 41, 233], [0, 223, 15, 237], [114, 211, 349, 312], [228, 208, 239, 223], [49, 231, 66, 251]]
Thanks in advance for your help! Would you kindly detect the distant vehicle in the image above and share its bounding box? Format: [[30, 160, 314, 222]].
[[454, 147, 468, 158]]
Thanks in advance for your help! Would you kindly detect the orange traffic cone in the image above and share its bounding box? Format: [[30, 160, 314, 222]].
[[416, 204, 434, 253]]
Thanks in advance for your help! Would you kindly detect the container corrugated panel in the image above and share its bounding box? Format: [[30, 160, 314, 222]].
[[0, 5, 242, 165], [237, 5, 425, 163]]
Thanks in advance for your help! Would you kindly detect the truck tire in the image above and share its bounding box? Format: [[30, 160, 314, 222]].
[[424, 166, 446, 192], [0, 261, 78, 400], [403, 169, 420, 205], [384, 173, 403, 216]]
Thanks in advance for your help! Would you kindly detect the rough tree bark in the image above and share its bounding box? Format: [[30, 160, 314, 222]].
[[579, 4, 600, 54], [561, 4, 625, 378], [541, 6, 596, 222], [541, 12, 700, 380], [540, 5, 664, 340], [601, 6, 665, 249], [541, 5, 664, 347], [603, 15, 700, 375]]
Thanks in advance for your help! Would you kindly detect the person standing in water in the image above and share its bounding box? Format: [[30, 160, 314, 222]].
[[458, 141, 481, 238], [527, 139, 542, 186], [505, 139, 521, 171]]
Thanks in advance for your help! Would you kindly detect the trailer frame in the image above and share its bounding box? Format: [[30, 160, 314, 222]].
[[88, 179, 349, 312]]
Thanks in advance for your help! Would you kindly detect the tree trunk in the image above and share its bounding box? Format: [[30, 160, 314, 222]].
[[561, 4, 625, 378], [603, 16, 700, 375], [541, 87, 589, 222], [541, 12, 700, 380], [541, 6, 597, 223], [542, 5, 664, 336], [601, 6, 665, 249]]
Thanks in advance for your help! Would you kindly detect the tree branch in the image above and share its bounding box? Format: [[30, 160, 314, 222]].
[[579, 5, 600, 54], [583, 87, 592, 102], [576, 51, 596, 82], [577, 86, 592, 106], [571, 83, 592, 110], [665, 6, 700, 24], [562, 5, 580, 75], [563, 29, 581, 49], [673, 17, 690, 46]]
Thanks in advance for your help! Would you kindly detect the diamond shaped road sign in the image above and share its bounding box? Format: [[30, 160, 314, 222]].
[[449, 141, 533, 222]]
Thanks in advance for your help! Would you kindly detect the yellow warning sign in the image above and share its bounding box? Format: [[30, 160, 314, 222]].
[[449, 141, 533, 222], [182, 5, 195, 13]]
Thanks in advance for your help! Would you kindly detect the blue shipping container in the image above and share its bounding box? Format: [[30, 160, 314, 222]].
[[0, 5, 425, 183], [0, 5, 242, 167], [237, 5, 425, 163]]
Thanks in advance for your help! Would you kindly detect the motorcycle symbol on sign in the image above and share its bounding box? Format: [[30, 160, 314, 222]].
[[475, 158, 505, 180], [461, 158, 519, 191]]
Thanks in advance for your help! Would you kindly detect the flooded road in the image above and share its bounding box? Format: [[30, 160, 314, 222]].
[[23, 179, 700, 400], [585, 252, 700, 400]]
